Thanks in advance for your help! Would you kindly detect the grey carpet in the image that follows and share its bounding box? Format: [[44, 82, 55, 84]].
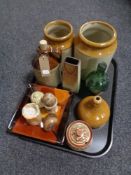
[[0, 0, 131, 175]]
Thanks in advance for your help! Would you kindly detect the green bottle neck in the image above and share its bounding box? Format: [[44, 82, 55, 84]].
[[97, 63, 107, 74]]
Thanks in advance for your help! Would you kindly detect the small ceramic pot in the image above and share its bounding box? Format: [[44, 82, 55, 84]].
[[44, 20, 74, 62], [66, 120, 92, 151], [30, 91, 44, 108], [74, 21, 117, 80], [42, 93, 58, 113], [40, 113, 58, 131], [22, 103, 41, 125]]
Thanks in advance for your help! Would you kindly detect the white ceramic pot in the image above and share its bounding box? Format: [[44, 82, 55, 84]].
[[22, 103, 41, 125]]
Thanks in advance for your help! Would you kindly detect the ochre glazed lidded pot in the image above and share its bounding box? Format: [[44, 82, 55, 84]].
[[77, 96, 110, 128], [74, 21, 117, 80]]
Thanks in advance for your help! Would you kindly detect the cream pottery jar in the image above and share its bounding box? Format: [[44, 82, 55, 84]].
[[44, 20, 73, 62], [74, 21, 117, 80]]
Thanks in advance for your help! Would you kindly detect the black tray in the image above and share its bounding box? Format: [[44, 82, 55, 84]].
[[7, 59, 117, 158]]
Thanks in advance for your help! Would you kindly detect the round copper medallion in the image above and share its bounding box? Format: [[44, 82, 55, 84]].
[[66, 120, 92, 151]]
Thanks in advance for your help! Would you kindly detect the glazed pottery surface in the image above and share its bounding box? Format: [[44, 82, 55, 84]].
[[12, 84, 71, 144], [77, 96, 110, 128], [30, 91, 45, 108], [22, 103, 41, 126], [33, 41, 61, 87], [74, 21, 117, 80], [44, 20, 74, 62], [34, 64, 60, 87], [66, 120, 92, 151], [62, 57, 81, 93], [40, 113, 58, 131]]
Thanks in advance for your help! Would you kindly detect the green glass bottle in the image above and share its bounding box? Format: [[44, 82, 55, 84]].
[[86, 62, 109, 94]]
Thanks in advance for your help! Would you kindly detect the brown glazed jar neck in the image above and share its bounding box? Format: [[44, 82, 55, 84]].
[[33, 49, 60, 70], [44, 34, 74, 50], [37, 45, 51, 55], [44, 20, 73, 42], [84, 96, 102, 109], [79, 21, 117, 48], [92, 96, 102, 107], [37, 45, 61, 56], [75, 35, 117, 58]]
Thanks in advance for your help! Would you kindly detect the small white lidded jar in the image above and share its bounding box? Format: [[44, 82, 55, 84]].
[[22, 103, 41, 125]]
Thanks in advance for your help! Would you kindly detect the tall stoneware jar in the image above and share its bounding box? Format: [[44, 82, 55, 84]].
[[74, 21, 117, 80], [44, 20, 74, 63]]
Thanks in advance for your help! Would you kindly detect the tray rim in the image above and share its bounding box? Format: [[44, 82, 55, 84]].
[[7, 59, 117, 158]]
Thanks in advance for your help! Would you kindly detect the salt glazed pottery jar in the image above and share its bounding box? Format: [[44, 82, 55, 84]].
[[74, 21, 117, 80], [66, 120, 92, 151], [77, 96, 110, 128], [44, 20, 74, 63]]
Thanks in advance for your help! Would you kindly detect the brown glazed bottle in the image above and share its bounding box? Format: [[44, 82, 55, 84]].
[[77, 96, 110, 128], [34, 40, 61, 71], [37, 40, 61, 62]]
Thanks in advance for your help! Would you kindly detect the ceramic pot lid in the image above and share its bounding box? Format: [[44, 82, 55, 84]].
[[66, 120, 92, 151]]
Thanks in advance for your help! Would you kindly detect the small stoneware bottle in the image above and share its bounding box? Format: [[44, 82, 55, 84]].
[[74, 21, 117, 80], [33, 40, 61, 87], [86, 62, 109, 94], [43, 20, 74, 63], [62, 57, 81, 93], [77, 96, 110, 128]]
